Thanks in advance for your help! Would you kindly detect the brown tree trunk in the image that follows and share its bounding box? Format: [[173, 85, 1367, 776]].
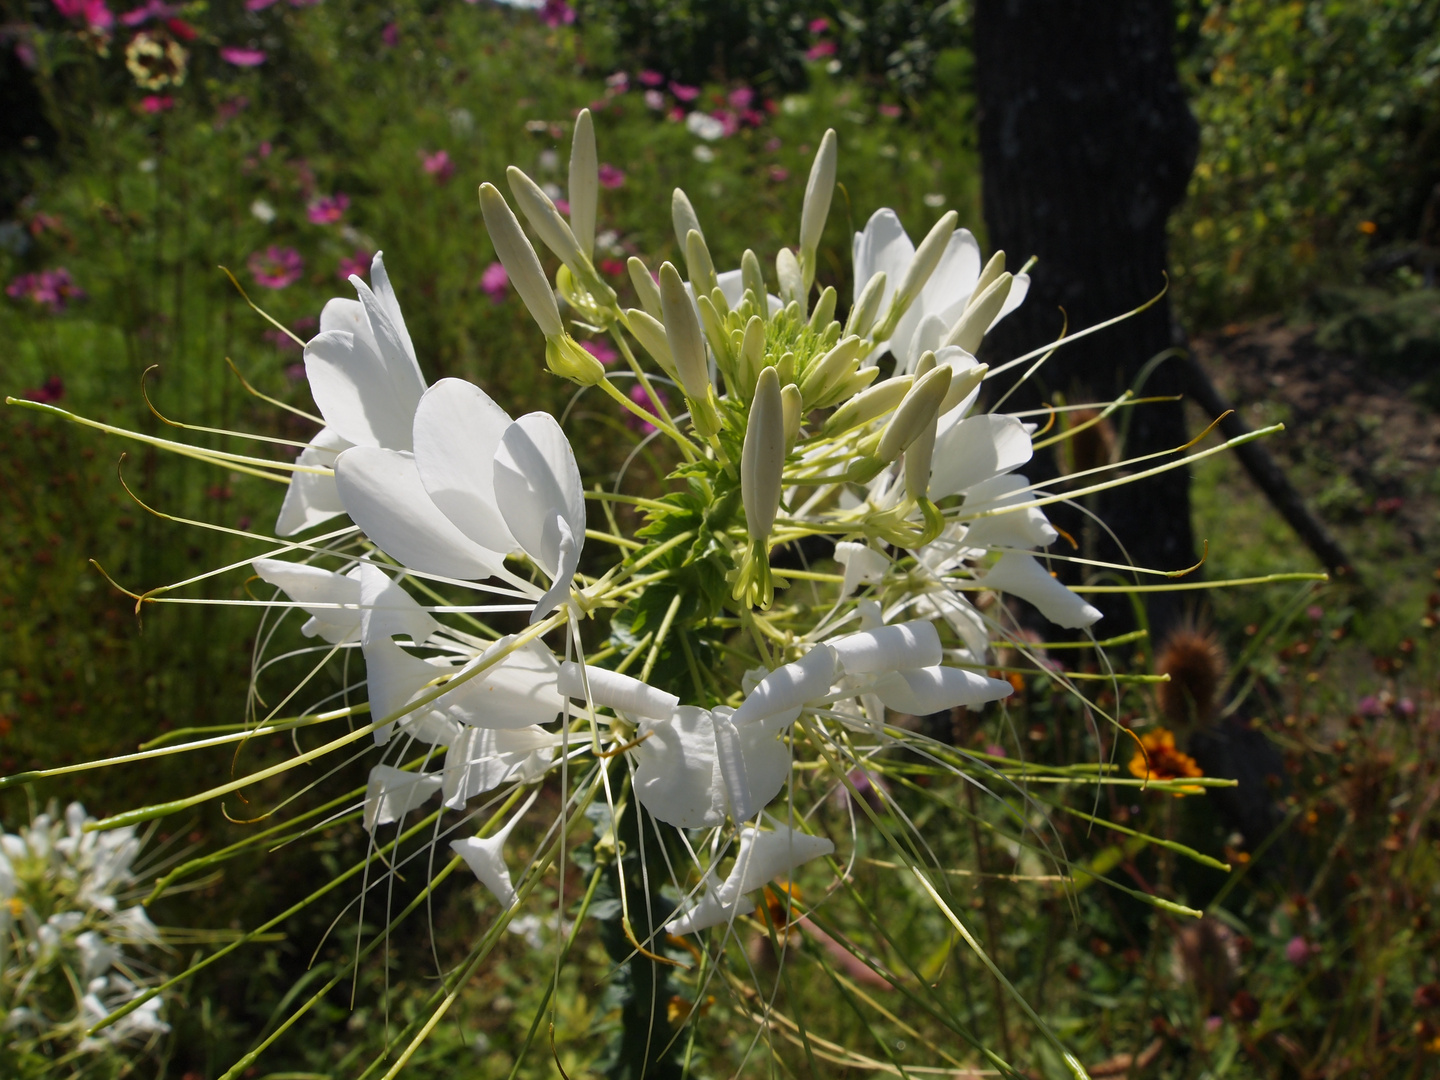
[[973, 0, 1199, 640]]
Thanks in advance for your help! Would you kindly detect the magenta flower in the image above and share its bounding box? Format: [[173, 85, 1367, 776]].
[[421, 149, 454, 183], [54, 0, 114, 30], [582, 339, 618, 366], [22, 376, 65, 403], [1284, 937, 1312, 966], [638, 70, 664, 87], [140, 94, 173, 113], [727, 86, 754, 110], [805, 40, 836, 60], [807, 16, 830, 34], [605, 71, 628, 92], [337, 248, 372, 281], [246, 0, 281, 9], [7, 268, 84, 313], [120, 0, 177, 26], [669, 82, 699, 102], [553, 197, 570, 214], [643, 89, 665, 111], [712, 109, 740, 138], [248, 246, 304, 289], [380, 21, 399, 47], [221, 46, 267, 66], [878, 103, 902, 119], [539, 0, 574, 27], [598, 258, 626, 277], [597, 163, 625, 189], [626, 381, 669, 433], [767, 164, 790, 183], [480, 260, 508, 301], [307, 193, 350, 225]]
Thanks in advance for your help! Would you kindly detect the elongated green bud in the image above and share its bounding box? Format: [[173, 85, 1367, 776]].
[[479, 183, 563, 338], [672, 188, 703, 252], [799, 334, 863, 406], [875, 210, 957, 339], [904, 414, 937, 502], [776, 350, 796, 387], [506, 166, 616, 307], [627, 257, 663, 319], [938, 360, 987, 415], [877, 363, 951, 462], [626, 309, 678, 379], [686, 229, 720, 301], [809, 285, 837, 332], [776, 248, 804, 313], [813, 364, 879, 411], [696, 292, 731, 369], [742, 366, 785, 544], [739, 315, 766, 395], [545, 333, 607, 386], [658, 262, 709, 402], [780, 383, 803, 451], [846, 270, 887, 338], [822, 376, 912, 436], [969, 251, 1007, 310], [741, 248, 767, 308], [943, 272, 1012, 354], [799, 128, 838, 289], [569, 108, 598, 260]]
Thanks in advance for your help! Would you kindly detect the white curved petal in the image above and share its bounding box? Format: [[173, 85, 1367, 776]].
[[664, 872, 754, 935], [731, 645, 840, 727], [304, 330, 420, 452], [494, 413, 586, 581], [527, 518, 577, 624], [356, 562, 438, 645], [958, 474, 1058, 550], [557, 662, 678, 721], [711, 706, 793, 823], [873, 665, 1013, 714], [413, 378, 518, 554], [920, 588, 990, 660], [334, 446, 507, 580], [929, 414, 1034, 500], [932, 346, 983, 421], [851, 208, 912, 309], [996, 271, 1029, 322], [367, 251, 420, 374], [452, 808, 527, 907], [275, 427, 352, 536], [982, 551, 1102, 628], [716, 268, 783, 316], [361, 637, 458, 745], [319, 296, 373, 344], [830, 620, 942, 675], [889, 229, 981, 367], [632, 706, 727, 829], [835, 542, 889, 598], [350, 272, 425, 407], [364, 765, 442, 832], [252, 558, 362, 644], [442, 635, 564, 730], [443, 726, 557, 809], [716, 825, 834, 907]]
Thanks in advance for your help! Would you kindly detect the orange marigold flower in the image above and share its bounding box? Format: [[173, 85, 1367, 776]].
[[1128, 727, 1204, 795]]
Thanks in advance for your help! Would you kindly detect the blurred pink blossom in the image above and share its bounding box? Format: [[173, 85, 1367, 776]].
[[307, 192, 349, 224], [878, 103, 902, 118], [764, 136, 782, 152], [638, 69, 663, 87], [553, 197, 570, 214], [643, 89, 664, 111], [246, 0, 281, 9], [140, 94, 173, 112], [221, 46, 267, 66], [120, 0, 177, 26], [712, 109, 740, 137], [337, 248, 371, 281], [14, 42, 37, 69], [669, 82, 699, 102], [480, 261, 508, 301], [626, 381, 669, 433], [539, 0, 574, 27], [598, 258, 626, 277], [605, 71, 628, 92], [1358, 695, 1382, 716], [805, 41, 836, 60], [767, 164, 789, 182], [248, 246, 303, 289], [1285, 937, 1312, 966], [381, 21, 399, 47], [582, 339, 618, 366], [54, 0, 114, 30], [727, 86, 754, 110], [421, 149, 454, 183], [7, 268, 85, 313], [807, 17, 830, 34], [597, 163, 625, 189], [22, 376, 65, 403]]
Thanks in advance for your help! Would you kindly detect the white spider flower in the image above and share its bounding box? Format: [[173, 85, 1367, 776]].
[[666, 825, 835, 935]]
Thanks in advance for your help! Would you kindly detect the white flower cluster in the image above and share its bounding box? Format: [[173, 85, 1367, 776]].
[[251, 118, 1101, 936], [1, 803, 168, 1054]]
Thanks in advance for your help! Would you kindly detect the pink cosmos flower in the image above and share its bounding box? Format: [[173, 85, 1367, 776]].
[[805, 40, 836, 60], [166, 16, 195, 39], [727, 86, 754, 110], [553, 197, 570, 214], [22, 376, 65, 403], [539, 0, 574, 27], [120, 0, 177, 26], [808, 17, 830, 34], [221, 46, 267, 66], [380, 21, 399, 47], [669, 82, 699, 102], [582, 339, 618, 366], [337, 248, 372, 281], [638, 69, 664, 87], [421, 149, 454, 183], [878, 103, 903, 119], [246, 0, 281, 9], [248, 246, 303, 289], [1285, 937, 1311, 966], [306, 193, 349, 224], [626, 381, 669, 433], [712, 109, 740, 137], [598, 258, 626, 277], [140, 94, 173, 112], [54, 0, 114, 30], [643, 89, 665, 111], [767, 165, 789, 182], [605, 71, 628, 92], [597, 163, 625, 189], [7, 268, 84, 313], [480, 261, 508, 301]]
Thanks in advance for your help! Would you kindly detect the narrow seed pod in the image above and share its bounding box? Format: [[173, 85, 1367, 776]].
[[968, 250, 1007, 311], [739, 315, 766, 393], [877, 210, 957, 337], [672, 188, 703, 251], [938, 361, 988, 415], [568, 108, 598, 260], [798, 334, 863, 404], [627, 257, 663, 319], [625, 309, 678, 379], [741, 248, 766, 307], [877, 363, 952, 462], [799, 128, 838, 280], [821, 376, 912, 436], [846, 270, 887, 338], [658, 261, 710, 401], [776, 248, 804, 312], [780, 383, 803, 450], [742, 366, 785, 545], [809, 285, 837, 331], [943, 272, 1012, 353], [686, 229, 719, 301], [479, 183, 562, 338]]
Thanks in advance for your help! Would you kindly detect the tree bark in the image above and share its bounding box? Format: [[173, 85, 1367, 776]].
[[973, 0, 1199, 640]]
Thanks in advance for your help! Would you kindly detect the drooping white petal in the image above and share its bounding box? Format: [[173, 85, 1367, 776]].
[[919, 588, 990, 660], [982, 551, 1102, 629], [664, 872, 755, 936], [275, 427, 352, 536], [715, 825, 834, 907], [494, 413, 586, 620], [252, 558, 363, 643], [711, 706, 793, 823], [451, 806, 529, 907], [631, 706, 727, 829], [366, 252, 420, 375], [356, 562, 438, 645], [363, 765, 442, 832], [334, 446, 507, 580], [996, 271, 1030, 322], [958, 474, 1058, 551], [730, 645, 840, 727], [441, 635, 565, 730], [829, 620, 942, 675], [350, 271, 425, 407], [557, 662, 679, 721], [442, 726, 557, 809], [929, 414, 1034, 501], [872, 665, 1013, 714], [361, 637, 461, 745], [412, 378, 518, 555], [835, 541, 889, 598]]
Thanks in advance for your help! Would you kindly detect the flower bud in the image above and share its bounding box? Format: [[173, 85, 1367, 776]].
[[969, 250, 1007, 309], [938, 359, 987, 415], [809, 285, 837, 331], [943, 272, 1012, 353], [798, 334, 863, 407], [846, 270, 887, 339], [904, 406, 937, 500], [546, 333, 607, 386], [658, 262, 709, 401], [568, 108, 598, 260], [742, 366, 785, 545], [799, 128, 838, 288], [776, 350, 796, 387], [506, 166, 616, 307], [479, 182, 563, 338], [627, 256, 664, 319], [741, 248, 767, 308], [625, 309, 678, 379], [780, 383, 803, 451], [696, 291, 732, 368], [776, 247, 804, 313], [686, 229, 720, 302], [739, 314, 766, 394], [672, 187, 703, 252], [821, 376, 912, 436], [877, 363, 951, 462], [875, 210, 957, 339]]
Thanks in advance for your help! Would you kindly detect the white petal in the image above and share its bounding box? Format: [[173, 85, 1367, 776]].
[[334, 446, 507, 580], [731, 645, 840, 727], [252, 558, 363, 644], [452, 830, 519, 907], [494, 413, 585, 580], [982, 551, 1102, 628], [367, 252, 420, 374], [958, 474, 1058, 550], [851, 209, 911, 309], [304, 330, 419, 451], [921, 588, 990, 660], [872, 665, 1013, 714], [929, 414, 1034, 500], [350, 272, 426, 410], [716, 268, 783, 316], [363, 765, 442, 832], [442, 635, 565, 730], [632, 706, 726, 829], [357, 562, 438, 645], [835, 541, 889, 598], [889, 228, 981, 367], [275, 427, 352, 536], [319, 296, 374, 344], [996, 271, 1029, 322], [716, 825, 834, 907], [442, 726, 556, 809], [711, 707, 792, 823], [557, 662, 679, 720], [412, 379, 518, 554], [829, 620, 942, 675], [361, 637, 454, 745], [664, 872, 755, 935], [526, 517, 577, 624]]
